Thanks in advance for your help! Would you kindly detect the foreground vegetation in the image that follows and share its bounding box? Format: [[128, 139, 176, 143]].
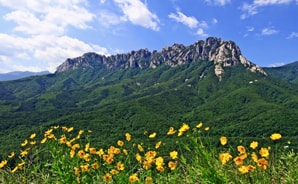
[[0, 122, 297, 183]]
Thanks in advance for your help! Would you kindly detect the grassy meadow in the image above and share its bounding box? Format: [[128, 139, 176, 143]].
[[0, 122, 297, 184]]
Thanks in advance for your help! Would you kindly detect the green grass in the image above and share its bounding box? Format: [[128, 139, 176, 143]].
[[0, 122, 297, 184]]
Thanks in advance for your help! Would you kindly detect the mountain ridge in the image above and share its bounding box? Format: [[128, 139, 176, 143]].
[[56, 37, 266, 79]]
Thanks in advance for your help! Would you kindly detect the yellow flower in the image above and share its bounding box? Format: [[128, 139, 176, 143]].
[[89, 147, 97, 154], [84, 143, 90, 152], [29, 133, 36, 139], [0, 160, 7, 169], [155, 157, 164, 167], [128, 173, 139, 183], [92, 162, 99, 170], [219, 152, 232, 165], [238, 165, 249, 174], [137, 144, 144, 152], [103, 173, 113, 182], [149, 132, 157, 138], [123, 149, 128, 155], [29, 141, 36, 145], [20, 150, 28, 157], [169, 151, 178, 159], [78, 130, 84, 135], [70, 150, 75, 158], [78, 150, 85, 159], [259, 147, 269, 158], [178, 123, 190, 136], [167, 127, 176, 135], [116, 162, 125, 171], [59, 135, 67, 144], [117, 140, 124, 147], [67, 127, 74, 132], [125, 133, 131, 141], [220, 136, 227, 146], [270, 133, 282, 141], [110, 169, 119, 175], [155, 141, 162, 149], [204, 127, 210, 131], [250, 141, 258, 149], [145, 176, 153, 184], [247, 165, 256, 172], [74, 167, 80, 176], [257, 158, 268, 170], [234, 156, 243, 165], [251, 152, 258, 163], [135, 153, 142, 163], [8, 152, 15, 159], [41, 138, 47, 144], [80, 164, 90, 172], [237, 145, 246, 154], [168, 161, 177, 170], [21, 139, 28, 147], [11, 166, 18, 173], [196, 122, 203, 128], [72, 143, 80, 150]]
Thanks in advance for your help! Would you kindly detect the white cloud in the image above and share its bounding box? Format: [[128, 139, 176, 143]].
[[0, 34, 108, 73], [196, 28, 209, 37], [204, 0, 231, 6], [212, 18, 218, 24], [247, 26, 255, 32], [254, 0, 292, 6], [268, 62, 285, 67], [287, 32, 298, 39], [0, 0, 109, 73], [261, 27, 279, 35], [240, 0, 295, 19], [113, 0, 160, 31], [168, 11, 198, 29]]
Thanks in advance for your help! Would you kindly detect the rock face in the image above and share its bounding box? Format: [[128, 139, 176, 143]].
[[56, 37, 267, 79]]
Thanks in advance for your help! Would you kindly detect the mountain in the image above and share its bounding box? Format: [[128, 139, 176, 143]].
[[0, 37, 297, 156], [264, 61, 298, 84], [0, 71, 50, 81]]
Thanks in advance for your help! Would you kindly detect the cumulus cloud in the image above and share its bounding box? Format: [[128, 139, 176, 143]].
[[261, 27, 279, 35], [204, 0, 231, 6], [0, 0, 108, 72], [240, 0, 295, 19], [168, 11, 199, 29], [287, 32, 298, 39], [196, 28, 209, 37], [113, 0, 160, 31]]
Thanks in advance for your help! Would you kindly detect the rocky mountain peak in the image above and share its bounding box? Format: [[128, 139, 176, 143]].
[[56, 37, 267, 79]]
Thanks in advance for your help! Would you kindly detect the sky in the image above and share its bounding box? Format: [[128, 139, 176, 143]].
[[0, 0, 297, 73]]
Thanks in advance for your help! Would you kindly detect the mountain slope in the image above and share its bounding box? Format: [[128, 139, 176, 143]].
[[0, 37, 297, 156], [0, 71, 50, 81], [264, 61, 298, 84]]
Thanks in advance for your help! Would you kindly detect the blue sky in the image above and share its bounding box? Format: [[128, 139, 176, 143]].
[[0, 0, 297, 73]]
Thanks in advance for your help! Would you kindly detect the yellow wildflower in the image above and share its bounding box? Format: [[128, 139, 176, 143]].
[[80, 164, 90, 172], [219, 152, 232, 165], [145, 176, 153, 184], [123, 149, 128, 155], [135, 153, 142, 163], [247, 165, 256, 172], [129, 173, 139, 183], [84, 143, 90, 152], [168, 161, 177, 170], [8, 152, 15, 159], [233, 156, 243, 165], [250, 141, 258, 149], [29, 133, 36, 139], [0, 160, 7, 169], [103, 173, 113, 182], [196, 122, 203, 128], [257, 158, 268, 170], [178, 123, 190, 136], [117, 140, 124, 147], [125, 133, 131, 141], [270, 133, 282, 141], [137, 144, 144, 152], [155, 141, 162, 149], [20, 150, 28, 157], [92, 162, 99, 170], [110, 169, 119, 175], [74, 167, 80, 176], [259, 147, 269, 158], [238, 165, 249, 174], [251, 152, 258, 163], [41, 137, 47, 144], [204, 127, 210, 131], [116, 162, 125, 171], [11, 166, 18, 173], [220, 136, 227, 146], [169, 151, 178, 159], [237, 145, 246, 154], [59, 135, 67, 144], [21, 139, 28, 147], [167, 127, 176, 135], [29, 141, 36, 145], [149, 132, 157, 138], [67, 127, 74, 132]]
